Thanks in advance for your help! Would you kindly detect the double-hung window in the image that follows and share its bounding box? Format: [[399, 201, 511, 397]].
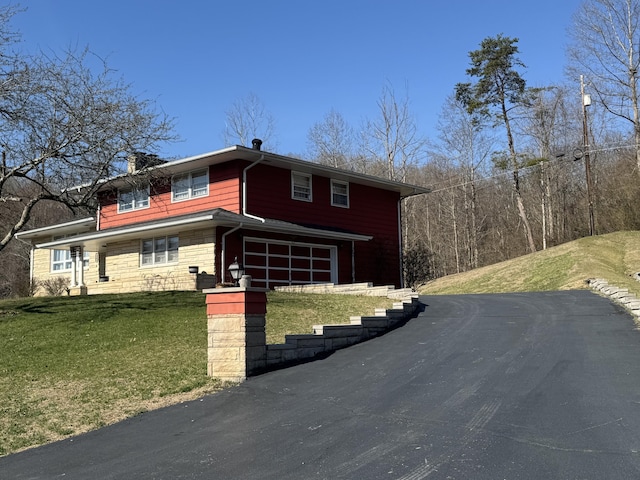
[[141, 235, 179, 266], [118, 185, 149, 212], [292, 172, 312, 201], [331, 180, 349, 207], [172, 169, 209, 201], [51, 235, 89, 272], [52, 248, 73, 272]]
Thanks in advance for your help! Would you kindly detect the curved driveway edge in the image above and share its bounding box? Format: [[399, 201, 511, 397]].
[[2, 290, 640, 479]]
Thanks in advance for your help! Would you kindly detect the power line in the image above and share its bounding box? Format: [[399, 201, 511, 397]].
[[422, 141, 639, 195]]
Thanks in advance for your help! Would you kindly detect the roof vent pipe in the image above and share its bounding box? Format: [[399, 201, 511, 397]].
[[251, 138, 262, 150]]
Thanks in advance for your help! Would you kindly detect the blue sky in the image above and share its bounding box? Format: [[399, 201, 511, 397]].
[[13, 0, 583, 160]]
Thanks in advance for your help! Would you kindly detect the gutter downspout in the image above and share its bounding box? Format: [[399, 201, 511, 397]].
[[16, 234, 36, 290], [29, 246, 34, 287], [242, 154, 266, 223], [397, 188, 424, 289], [219, 153, 266, 283]]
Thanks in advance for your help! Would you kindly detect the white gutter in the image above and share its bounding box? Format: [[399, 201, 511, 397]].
[[396, 189, 428, 289], [29, 246, 34, 285], [242, 154, 266, 222], [215, 152, 264, 282], [16, 217, 96, 239], [35, 214, 218, 249]]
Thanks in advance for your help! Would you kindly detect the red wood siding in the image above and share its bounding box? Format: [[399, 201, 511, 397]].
[[97, 158, 403, 286], [245, 164, 401, 286], [99, 163, 242, 229], [245, 164, 399, 236]]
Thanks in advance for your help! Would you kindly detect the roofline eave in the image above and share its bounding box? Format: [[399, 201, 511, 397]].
[[34, 213, 372, 251]]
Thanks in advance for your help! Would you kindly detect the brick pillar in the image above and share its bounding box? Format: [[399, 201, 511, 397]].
[[205, 287, 268, 382]]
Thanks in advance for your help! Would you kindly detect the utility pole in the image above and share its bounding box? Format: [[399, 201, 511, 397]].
[[581, 75, 595, 236]]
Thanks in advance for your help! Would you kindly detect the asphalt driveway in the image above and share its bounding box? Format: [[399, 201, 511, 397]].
[[3, 290, 640, 479]]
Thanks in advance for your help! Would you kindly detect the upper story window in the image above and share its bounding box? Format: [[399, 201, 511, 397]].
[[331, 180, 349, 208], [118, 185, 149, 213], [292, 172, 312, 202], [172, 169, 209, 201], [140, 235, 179, 267]]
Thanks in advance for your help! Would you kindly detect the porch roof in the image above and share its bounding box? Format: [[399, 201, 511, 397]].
[[15, 217, 97, 240], [31, 209, 372, 252]]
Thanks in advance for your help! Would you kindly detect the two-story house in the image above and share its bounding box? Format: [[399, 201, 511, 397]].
[[17, 142, 428, 295]]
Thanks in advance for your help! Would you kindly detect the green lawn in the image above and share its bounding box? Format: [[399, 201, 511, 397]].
[[419, 231, 640, 296], [0, 290, 392, 455]]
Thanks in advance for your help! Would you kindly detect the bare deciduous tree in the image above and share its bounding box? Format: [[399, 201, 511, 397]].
[[221, 92, 278, 150], [434, 94, 495, 269], [0, 6, 175, 253], [306, 109, 355, 168], [362, 82, 425, 182], [567, 0, 640, 174], [517, 86, 570, 249]]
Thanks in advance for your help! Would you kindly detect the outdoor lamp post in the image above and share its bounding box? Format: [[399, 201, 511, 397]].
[[228, 256, 244, 286]]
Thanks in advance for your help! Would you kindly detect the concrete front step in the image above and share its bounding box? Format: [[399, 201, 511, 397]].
[[274, 282, 414, 298], [313, 323, 364, 338]]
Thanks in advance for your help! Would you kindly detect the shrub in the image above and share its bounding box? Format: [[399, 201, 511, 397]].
[[39, 277, 70, 296], [403, 246, 434, 288]]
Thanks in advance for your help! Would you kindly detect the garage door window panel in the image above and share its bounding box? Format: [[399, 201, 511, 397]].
[[244, 237, 337, 288]]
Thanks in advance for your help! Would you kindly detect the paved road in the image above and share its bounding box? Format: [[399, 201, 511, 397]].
[[3, 290, 640, 479]]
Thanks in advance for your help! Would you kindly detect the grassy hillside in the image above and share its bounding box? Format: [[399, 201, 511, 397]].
[[0, 290, 392, 456], [419, 231, 640, 296]]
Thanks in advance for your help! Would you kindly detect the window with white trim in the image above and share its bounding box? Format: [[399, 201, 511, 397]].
[[52, 249, 73, 271], [172, 169, 209, 201], [118, 185, 149, 212], [331, 180, 349, 207], [140, 235, 179, 266], [292, 172, 312, 201], [51, 235, 89, 272]]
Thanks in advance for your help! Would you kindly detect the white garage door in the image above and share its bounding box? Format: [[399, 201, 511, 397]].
[[244, 237, 337, 289]]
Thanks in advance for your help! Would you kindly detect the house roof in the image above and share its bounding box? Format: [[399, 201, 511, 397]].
[[98, 145, 430, 198], [26, 209, 372, 252]]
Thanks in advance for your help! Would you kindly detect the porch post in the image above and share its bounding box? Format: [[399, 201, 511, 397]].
[[76, 246, 85, 287], [70, 247, 78, 287]]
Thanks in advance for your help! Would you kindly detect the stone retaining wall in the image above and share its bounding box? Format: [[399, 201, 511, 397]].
[[265, 294, 421, 368], [588, 278, 640, 317], [206, 285, 422, 382]]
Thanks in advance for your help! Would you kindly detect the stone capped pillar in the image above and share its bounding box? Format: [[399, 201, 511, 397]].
[[205, 287, 268, 382]]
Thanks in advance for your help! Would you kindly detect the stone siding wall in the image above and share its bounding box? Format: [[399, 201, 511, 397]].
[[32, 226, 217, 295]]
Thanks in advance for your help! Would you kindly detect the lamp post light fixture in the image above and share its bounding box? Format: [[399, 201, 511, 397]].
[[228, 256, 244, 286]]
